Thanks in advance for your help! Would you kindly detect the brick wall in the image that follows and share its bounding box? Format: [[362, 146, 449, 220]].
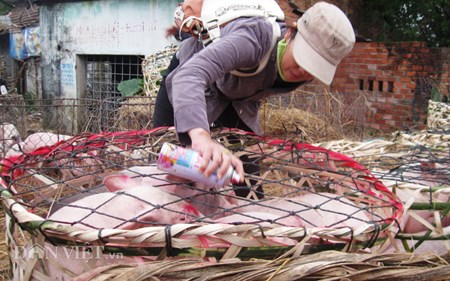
[[300, 42, 450, 132], [276, 1, 449, 132]]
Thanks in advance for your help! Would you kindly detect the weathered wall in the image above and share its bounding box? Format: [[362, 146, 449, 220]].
[[40, 0, 179, 99], [25, 58, 42, 98], [300, 42, 449, 132]]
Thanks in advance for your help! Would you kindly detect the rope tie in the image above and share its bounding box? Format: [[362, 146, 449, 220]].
[[98, 228, 108, 244], [364, 223, 381, 249], [164, 225, 176, 257]]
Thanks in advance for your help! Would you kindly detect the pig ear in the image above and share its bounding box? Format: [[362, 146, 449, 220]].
[[103, 175, 131, 192]]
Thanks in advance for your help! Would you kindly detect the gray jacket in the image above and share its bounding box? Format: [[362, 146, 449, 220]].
[[166, 17, 302, 141]]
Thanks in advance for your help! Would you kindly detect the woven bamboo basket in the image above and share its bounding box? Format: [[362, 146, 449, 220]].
[[141, 45, 178, 97], [0, 127, 404, 280], [428, 100, 450, 129], [315, 128, 450, 254]]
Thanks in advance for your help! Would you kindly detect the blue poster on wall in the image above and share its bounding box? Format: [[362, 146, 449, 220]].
[[9, 26, 41, 60]]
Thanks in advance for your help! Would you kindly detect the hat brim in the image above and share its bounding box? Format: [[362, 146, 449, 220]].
[[292, 33, 336, 85]]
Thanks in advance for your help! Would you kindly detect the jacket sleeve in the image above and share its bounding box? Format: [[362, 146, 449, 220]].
[[167, 18, 274, 142]]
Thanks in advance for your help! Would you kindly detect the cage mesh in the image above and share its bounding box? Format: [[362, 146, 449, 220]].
[[0, 96, 155, 158], [1, 127, 400, 261]]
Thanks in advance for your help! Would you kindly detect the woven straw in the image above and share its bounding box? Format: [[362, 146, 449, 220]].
[[0, 127, 402, 280], [314, 128, 450, 253], [428, 100, 450, 129], [35, 251, 450, 281], [141, 45, 178, 98]]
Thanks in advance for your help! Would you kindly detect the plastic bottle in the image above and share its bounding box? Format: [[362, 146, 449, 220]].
[[157, 142, 241, 187]]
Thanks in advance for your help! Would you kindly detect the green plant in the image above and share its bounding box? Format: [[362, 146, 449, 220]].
[[118, 78, 144, 97], [430, 87, 442, 102], [359, 0, 450, 47]]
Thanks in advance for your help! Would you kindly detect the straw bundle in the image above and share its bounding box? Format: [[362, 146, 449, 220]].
[[29, 251, 449, 281], [260, 90, 370, 143], [114, 96, 155, 131], [1, 128, 401, 280], [260, 101, 340, 142]]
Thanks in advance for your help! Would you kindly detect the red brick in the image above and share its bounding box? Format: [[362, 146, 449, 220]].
[[400, 88, 413, 94]]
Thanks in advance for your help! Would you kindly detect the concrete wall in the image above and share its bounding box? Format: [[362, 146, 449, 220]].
[[40, 0, 179, 99], [24, 58, 41, 98]]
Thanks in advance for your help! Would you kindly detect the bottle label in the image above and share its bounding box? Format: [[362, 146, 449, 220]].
[[157, 142, 230, 186]]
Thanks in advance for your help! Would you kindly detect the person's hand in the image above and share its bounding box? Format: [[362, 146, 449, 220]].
[[188, 128, 244, 182]]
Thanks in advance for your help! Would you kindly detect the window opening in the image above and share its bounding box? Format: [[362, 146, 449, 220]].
[[388, 81, 394, 93], [84, 55, 144, 131]]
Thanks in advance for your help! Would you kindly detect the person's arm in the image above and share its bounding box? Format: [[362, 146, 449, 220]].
[[171, 18, 273, 132], [170, 18, 273, 180]]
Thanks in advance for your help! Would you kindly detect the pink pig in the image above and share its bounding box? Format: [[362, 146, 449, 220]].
[[6, 132, 72, 156], [380, 161, 450, 234], [231, 193, 370, 229], [112, 165, 237, 219], [393, 187, 450, 233], [48, 174, 203, 230], [37, 175, 204, 281], [1, 122, 21, 158]]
